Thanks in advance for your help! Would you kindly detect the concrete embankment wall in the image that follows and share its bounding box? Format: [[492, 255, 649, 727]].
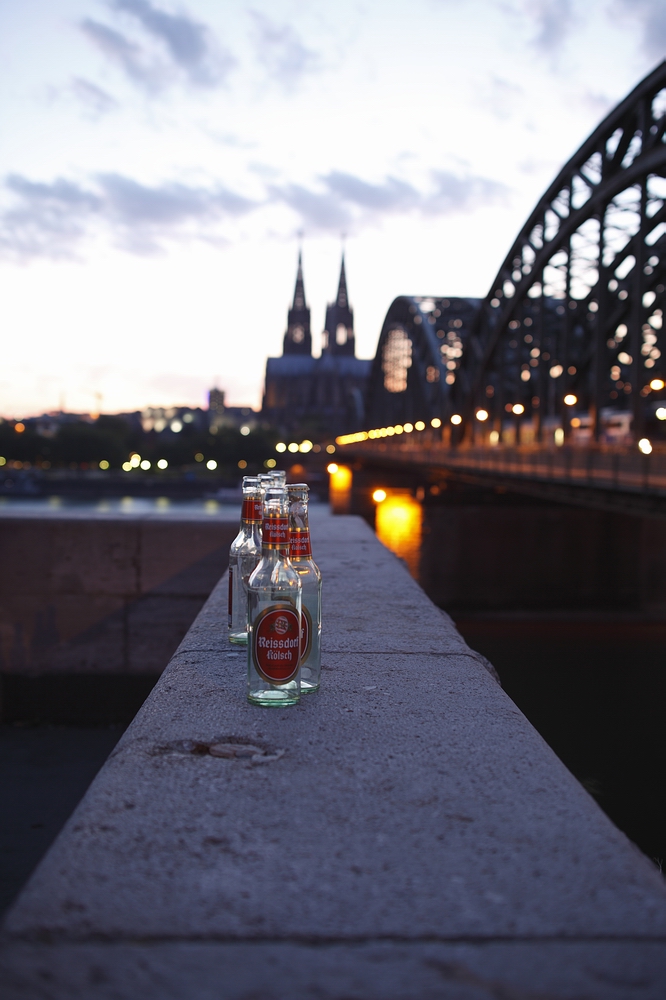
[[1, 509, 665, 998], [0, 515, 236, 722], [419, 499, 666, 614]]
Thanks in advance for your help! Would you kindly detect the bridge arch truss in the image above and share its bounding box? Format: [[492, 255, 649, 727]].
[[458, 61, 666, 444], [364, 295, 481, 429]]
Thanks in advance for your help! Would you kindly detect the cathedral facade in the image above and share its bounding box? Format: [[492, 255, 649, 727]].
[[261, 254, 371, 438]]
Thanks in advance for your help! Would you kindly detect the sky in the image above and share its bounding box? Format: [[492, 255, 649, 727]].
[[0, 0, 664, 417]]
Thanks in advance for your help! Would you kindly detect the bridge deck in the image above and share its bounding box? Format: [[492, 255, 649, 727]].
[[344, 440, 666, 515], [2, 509, 666, 998]]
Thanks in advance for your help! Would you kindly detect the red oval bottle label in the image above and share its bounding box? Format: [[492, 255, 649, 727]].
[[252, 604, 300, 683], [290, 528, 312, 559], [263, 516, 289, 547]]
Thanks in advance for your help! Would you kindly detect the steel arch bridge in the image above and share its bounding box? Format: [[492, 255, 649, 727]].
[[364, 61, 666, 445]]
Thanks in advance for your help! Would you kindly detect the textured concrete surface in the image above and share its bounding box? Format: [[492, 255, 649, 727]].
[[1, 509, 665, 998]]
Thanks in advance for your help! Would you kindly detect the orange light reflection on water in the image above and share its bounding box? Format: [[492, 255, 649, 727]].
[[329, 464, 352, 513], [375, 492, 422, 578]]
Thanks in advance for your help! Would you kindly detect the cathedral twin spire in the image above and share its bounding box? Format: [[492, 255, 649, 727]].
[[283, 251, 312, 355], [282, 252, 355, 357]]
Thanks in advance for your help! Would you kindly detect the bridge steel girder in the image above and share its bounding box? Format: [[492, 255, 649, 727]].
[[456, 61, 666, 444], [364, 295, 481, 430]]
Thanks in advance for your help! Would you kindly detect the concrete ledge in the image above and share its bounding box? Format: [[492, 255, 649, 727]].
[[2, 510, 666, 997]]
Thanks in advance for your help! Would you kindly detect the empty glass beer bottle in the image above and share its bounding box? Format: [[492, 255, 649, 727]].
[[247, 487, 301, 706], [288, 484, 322, 694], [228, 476, 262, 645]]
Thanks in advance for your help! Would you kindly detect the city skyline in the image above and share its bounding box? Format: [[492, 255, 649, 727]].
[[0, 0, 664, 418]]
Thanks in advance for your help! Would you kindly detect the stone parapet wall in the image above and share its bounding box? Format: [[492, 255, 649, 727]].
[[0, 516, 236, 679]]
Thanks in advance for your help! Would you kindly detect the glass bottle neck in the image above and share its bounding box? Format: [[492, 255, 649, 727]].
[[289, 499, 311, 560], [241, 493, 263, 526], [262, 513, 289, 555]]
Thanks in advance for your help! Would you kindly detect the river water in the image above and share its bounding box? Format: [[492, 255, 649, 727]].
[[352, 477, 666, 869]]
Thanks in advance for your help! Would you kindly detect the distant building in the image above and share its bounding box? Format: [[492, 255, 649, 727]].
[[139, 406, 207, 434], [262, 254, 371, 437], [207, 388, 258, 432], [208, 388, 226, 430]]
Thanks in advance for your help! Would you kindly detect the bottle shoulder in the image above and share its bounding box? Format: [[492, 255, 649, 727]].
[[293, 559, 322, 583], [238, 527, 262, 554], [230, 526, 245, 555]]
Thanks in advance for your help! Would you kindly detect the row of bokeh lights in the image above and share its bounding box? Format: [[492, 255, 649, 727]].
[[275, 440, 337, 455]]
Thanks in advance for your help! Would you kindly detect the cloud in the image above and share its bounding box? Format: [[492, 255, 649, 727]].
[[270, 183, 352, 231], [0, 173, 257, 260], [80, 2, 233, 93], [271, 169, 508, 233], [479, 75, 524, 121], [613, 0, 666, 60], [0, 176, 102, 260], [80, 18, 157, 88], [70, 77, 119, 117], [515, 0, 574, 56], [249, 10, 318, 89], [112, 0, 234, 87], [0, 166, 508, 260]]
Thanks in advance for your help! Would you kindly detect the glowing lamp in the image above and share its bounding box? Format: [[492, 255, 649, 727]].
[[372, 489, 387, 503], [564, 394, 577, 406], [476, 409, 489, 421], [450, 414, 462, 425]]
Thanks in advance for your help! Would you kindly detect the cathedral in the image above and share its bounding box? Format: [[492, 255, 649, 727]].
[[261, 254, 371, 438]]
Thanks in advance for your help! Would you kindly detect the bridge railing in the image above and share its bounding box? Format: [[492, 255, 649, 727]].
[[341, 437, 666, 495]]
